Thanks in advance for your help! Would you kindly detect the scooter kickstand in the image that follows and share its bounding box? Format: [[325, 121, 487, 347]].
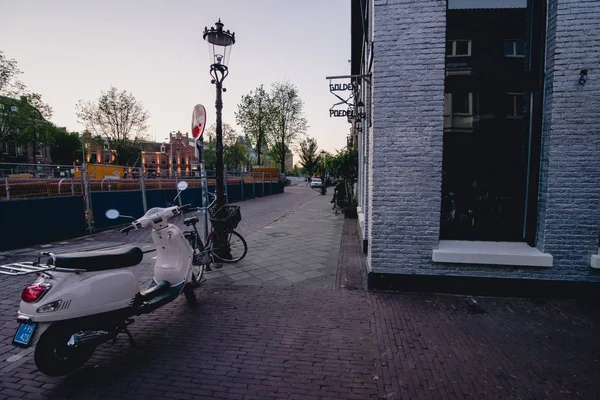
[[123, 326, 137, 347]]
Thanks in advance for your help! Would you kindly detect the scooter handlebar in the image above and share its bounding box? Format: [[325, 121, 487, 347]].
[[121, 225, 135, 234]]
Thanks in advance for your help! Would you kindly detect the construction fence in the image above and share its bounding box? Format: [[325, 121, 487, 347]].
[[0, 163, 285, 251]]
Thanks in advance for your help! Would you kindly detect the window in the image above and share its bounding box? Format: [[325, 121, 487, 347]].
[[104, 153, 110, 163], [504, 40, 525, 57], [16, 145, 23, 155], [180, 156, 186, 165], [441, 3, 543, 242], [451, 93, 472, 115], [35, 146, 43, 157], [176, 147, 181, 153], [172, 156, 177, 165], [161, 158, 166, 164], [90, 152, 98, 162], [446, 40, 471, 57], [506, 93, 524, 117]]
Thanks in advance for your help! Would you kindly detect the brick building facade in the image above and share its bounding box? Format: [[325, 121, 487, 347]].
[[352, 0, 600, 294], [82, 130, 199, 177]]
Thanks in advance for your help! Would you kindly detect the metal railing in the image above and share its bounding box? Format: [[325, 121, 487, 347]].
[[1, 163, 283, 200]]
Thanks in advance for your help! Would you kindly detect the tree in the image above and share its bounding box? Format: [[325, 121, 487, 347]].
[[76, 86, 149, 165], [298, 137, 319, 177], [205, 123, 249, 171], [11, 94, 55, 164], [0, 50, 26, 97], [235, 85, 273, 166], [329, 147, 358, 205], [267, 81, 308, 173], [50, 129, 83, 165]]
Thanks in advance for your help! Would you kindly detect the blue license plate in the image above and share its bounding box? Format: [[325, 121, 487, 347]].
[[13, 322, 36, 347]]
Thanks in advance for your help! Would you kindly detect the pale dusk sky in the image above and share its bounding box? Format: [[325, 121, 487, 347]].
[[1, 0, 352, 157]]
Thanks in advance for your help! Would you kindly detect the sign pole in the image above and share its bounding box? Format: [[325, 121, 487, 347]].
[[197, 139, 209, 241], [191, 104, 209, 241]]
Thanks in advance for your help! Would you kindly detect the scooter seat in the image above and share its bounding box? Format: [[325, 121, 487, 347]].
[[53, 246, 144, 271]]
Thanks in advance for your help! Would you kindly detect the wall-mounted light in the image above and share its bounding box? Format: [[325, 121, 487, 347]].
[[357, 100, 365, 118], [579, 69, 588, 86]]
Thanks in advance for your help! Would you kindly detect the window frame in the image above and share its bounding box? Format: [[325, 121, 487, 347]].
[[446, 40, 472, 57], [450, 92, 473, 116], [506, 92, 524, 118], [504, 40, 525, 58]]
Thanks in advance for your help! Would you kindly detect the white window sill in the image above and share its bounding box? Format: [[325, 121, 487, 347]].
[[432, 240, 553, 267], [591, 248, 600, 269]]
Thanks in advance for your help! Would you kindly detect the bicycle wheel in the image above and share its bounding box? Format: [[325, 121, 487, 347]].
[[186, 232, 207, 286], [211, 230, 248, 263]]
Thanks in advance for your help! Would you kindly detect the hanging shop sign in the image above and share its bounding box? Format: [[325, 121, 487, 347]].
[[325, 74, 371, 118], [329, 82, 356, 92], [330, 109, 354, 118]]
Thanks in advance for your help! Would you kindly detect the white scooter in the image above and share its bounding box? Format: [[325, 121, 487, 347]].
[[0, 181, 209, 376]]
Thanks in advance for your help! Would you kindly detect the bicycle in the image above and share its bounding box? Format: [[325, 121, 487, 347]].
[[182, 192, 248, 284]]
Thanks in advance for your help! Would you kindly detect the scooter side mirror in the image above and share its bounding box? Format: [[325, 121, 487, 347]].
[[105, 209, 120, 219], [177, 181, 188, 191]]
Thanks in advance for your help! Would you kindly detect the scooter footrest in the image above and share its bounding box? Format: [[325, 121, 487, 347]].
[[140, 280, 170, 299]]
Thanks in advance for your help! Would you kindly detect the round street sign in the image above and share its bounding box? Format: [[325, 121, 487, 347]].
[[191, 104, 207, 140]]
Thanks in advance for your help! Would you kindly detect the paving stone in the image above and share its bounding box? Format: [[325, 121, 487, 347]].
[[231, 277, 263, 286], [285, 273, 309, 283], [274, 269, 295, 278], [228, 272, 252, 281], [301, 270, 326, 279]]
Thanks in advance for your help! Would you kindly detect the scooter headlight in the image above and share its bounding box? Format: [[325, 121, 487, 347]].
[[37, 300, 62, 313]]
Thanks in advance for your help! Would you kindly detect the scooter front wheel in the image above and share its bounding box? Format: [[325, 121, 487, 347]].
[[34, 322, 96, 376]]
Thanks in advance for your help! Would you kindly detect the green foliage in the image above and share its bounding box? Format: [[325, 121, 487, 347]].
[[328, 147, 358, 205], [204, 123, 250, 171], [0, 50, 26, 98], [235, 84, 273, 166], [50, 129, 83, 165], [267, 81, 308, 173], [118, 145, 142, 167], [329, 147, 358, 184], [76, 86, 149, 165], [298, 137, 319, 177]]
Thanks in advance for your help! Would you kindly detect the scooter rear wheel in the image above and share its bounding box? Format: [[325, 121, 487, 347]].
[[183, 285, 197, 307], [34, 322, 96, 376]]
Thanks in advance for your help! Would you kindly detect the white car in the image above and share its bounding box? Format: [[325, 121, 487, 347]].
[[310, 178, 322, 188]]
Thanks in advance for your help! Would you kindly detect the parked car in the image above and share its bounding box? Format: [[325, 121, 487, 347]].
[[311, 178, 322, 188]]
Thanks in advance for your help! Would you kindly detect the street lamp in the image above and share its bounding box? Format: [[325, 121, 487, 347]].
[[203, 19, 235, 211], [204, 19, 235, 259]]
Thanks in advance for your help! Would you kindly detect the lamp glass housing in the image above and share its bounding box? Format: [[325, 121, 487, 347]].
[[203, 20, 235, 67]]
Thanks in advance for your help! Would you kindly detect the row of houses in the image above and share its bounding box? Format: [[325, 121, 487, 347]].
[[348, 0, 599, 296]]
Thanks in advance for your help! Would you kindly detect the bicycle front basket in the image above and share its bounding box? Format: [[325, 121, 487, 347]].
[[209, 205, 241, 232]]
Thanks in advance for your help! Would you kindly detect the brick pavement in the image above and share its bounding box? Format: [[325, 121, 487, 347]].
[[1, 188, 600, 399]]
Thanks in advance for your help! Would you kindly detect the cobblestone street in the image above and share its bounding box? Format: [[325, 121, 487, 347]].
[[0, 186, 599, 399]]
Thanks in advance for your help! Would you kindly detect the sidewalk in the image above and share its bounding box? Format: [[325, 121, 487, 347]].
[[0, 187, 599, 399]]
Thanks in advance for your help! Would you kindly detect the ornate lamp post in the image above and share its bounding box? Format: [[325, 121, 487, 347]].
[[203, 19, 235, 210], [204, 19, 235, 259]]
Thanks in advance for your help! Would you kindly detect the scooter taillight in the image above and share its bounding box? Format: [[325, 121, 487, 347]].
[[21, 283, 51, 303]]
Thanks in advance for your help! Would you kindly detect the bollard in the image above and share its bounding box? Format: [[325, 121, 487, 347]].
[[4, 177, 9, 200]]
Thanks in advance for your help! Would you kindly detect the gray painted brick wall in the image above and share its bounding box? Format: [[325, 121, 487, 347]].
[[536, 0, 600, 276], [369, 0, 446, 272], [367, 0, 600, 282]]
